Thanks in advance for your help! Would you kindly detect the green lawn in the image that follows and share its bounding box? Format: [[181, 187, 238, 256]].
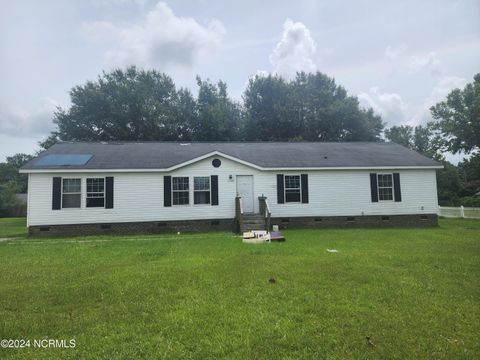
[[0, 217, 28, 237], [0, 218, 479, 359]]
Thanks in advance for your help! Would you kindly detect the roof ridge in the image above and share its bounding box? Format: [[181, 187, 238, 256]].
[[54, 140, 396, 145]]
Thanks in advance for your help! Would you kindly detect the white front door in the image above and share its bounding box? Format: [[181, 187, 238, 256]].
[[236, 175, 254, 213]]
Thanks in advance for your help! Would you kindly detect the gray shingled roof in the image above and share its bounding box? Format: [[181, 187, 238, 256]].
[[21, 142, 441, 170]]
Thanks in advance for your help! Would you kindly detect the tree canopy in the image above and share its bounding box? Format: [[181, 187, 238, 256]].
[[383, 73, 480, 207], [430, 73, 480, 154], [41, 67, 384, 147], [243, 72, 383, 141], [0, 154, 32, 216], [193, 77, 242, 141], [53, 67, 183, 142], [384, 124, 443, 161], [0, 153, 32, 193]]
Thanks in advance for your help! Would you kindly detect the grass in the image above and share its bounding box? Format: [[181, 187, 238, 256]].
[[0, 218, 479, 359], [0, 218, 28, 237]]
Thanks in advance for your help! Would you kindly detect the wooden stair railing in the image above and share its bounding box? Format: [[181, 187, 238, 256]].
[[258, 196, 271, 231], [235, 196, 244, 234]]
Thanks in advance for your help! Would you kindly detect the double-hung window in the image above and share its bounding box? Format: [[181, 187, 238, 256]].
[[284, 175, 301, 203], [194, 176, 210, 204], [172, 177, 189, 205], [86, 178, 105, 207], [62, 178, 81, 208], [377, 174, 393, 201]]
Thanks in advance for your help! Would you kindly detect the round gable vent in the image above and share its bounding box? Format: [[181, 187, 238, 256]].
[[212, 158, 221, 168]]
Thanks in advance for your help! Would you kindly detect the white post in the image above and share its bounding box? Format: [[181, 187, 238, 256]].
[[460, 205, 465, 218]]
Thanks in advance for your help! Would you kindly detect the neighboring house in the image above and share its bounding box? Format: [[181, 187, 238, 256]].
[[20, 142, 442, 235]]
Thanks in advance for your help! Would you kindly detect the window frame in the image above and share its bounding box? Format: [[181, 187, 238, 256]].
[[284, 174, 302, 203], [377, 173, 394, 202], [86, 177, 106, 208], [193, 176, 211, 205], [172, 176, 190, 206], [61, 178, 82, 209]]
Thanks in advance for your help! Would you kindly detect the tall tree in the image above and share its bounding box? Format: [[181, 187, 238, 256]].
[[383, 124, 466, 205], [384, 125, 414, 148], [436, 162, 463, 206], [0, 153, 33, 193], [6, 154, 34, 169], [243, 74, 297, 140], [430, 73, 480, 154], [457, 154, 480, 200], [42, 67, 385, 144], [38, 132, 60, 151], [44, 67, 245, 143], [173, 88, 197, 141], [243, 72, 383, 141], [293, 72, 382, 141], [194, 77, 243, 141], [0, 182, 21, 216], [384, 124, 443, 160], [0, 163, 18, 185], [52, 66, 189, 142]]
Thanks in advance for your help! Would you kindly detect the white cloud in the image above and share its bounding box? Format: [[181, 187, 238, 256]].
[[385, 43, 407, 61], [411, 75, 467, 124], [89, 0, 148, 7], [269, 19, 317, 78], [81, 21, 119, 42], [409, 51, 445, 76], [358, 87, 409, 126], [0, 99, 56, 137], [82, 1, 225, 68], [359, 75, 467, 128], [362, 47, 467, 128], [427, 75, 467, 103], [0, 134, 42, 161]]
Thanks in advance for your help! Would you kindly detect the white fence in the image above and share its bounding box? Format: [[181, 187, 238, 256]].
[[439, 206, 480, 219]]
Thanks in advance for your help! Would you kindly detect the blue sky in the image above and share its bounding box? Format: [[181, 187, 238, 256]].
[[0, 0, 479, 161]]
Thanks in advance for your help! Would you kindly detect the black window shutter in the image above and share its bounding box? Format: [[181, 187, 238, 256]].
[[164, 176, 172, 207], [393, 173, 402, 202], [105, 177, 114, 208], [52, 177, 62, 210], [277, 174, 284, 204], [211, 175, 218, 205], [370, 173, 378, 203], [301, 174, 309, 204]]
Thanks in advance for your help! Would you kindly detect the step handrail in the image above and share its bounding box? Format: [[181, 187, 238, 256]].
[[258, 196, 271, 231], [235, 196, 244, 233]]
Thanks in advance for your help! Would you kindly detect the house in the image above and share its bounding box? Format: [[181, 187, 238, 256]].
[[20, 142, 442, 235]]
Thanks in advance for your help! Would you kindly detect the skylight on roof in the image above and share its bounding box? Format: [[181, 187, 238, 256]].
[[34, 154, 93, 167]]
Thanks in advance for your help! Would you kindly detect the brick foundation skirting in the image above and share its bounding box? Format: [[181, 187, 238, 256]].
[[29, 214, 438, 236], [29, 218, 236, 236], [271, 214, 438, 229]]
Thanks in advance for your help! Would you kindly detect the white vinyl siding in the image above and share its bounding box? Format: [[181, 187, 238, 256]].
[[27, 155, 439, 226]]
